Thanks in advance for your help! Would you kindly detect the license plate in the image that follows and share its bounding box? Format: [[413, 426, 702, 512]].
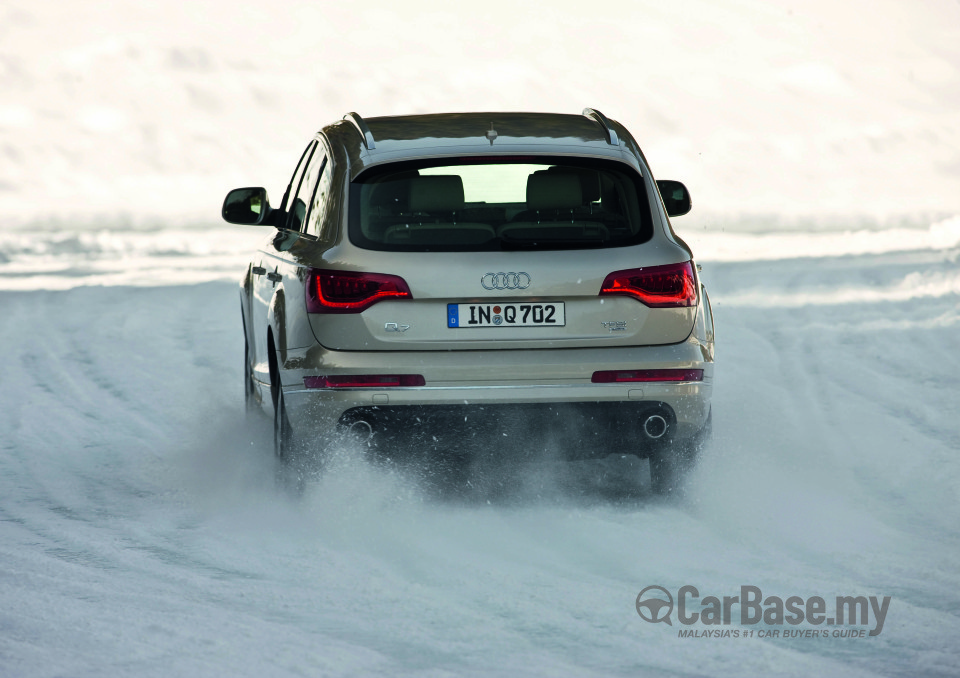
[[447, 302, 566, 328]]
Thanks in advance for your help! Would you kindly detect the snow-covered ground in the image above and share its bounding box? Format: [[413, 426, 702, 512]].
[[1, 215, 958, 677], [2, 0, 960, 675]]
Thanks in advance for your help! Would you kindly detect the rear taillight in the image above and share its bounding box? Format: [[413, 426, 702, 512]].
[[303, 375, 426, 388], [591, 369, 703, 383], [305, 268, 412, 313], [599, 261, 697, 308]]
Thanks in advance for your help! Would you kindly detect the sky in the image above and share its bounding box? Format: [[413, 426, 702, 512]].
[[1, 0, 959, 225]]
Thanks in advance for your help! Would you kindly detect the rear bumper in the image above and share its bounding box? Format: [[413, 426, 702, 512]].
[[267, 335, 713, 451]]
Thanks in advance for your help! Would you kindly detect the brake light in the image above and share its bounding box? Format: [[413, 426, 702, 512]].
[[599, 261, 697, 308], [448, 156, 537, 164], [591, 369, 703, 383], [303, 375, 426, 388], [305, 268, 412, 313]]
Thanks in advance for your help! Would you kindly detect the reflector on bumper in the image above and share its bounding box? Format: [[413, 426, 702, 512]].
[[591, 369, 703, 383], [303, 375, 426, 388]]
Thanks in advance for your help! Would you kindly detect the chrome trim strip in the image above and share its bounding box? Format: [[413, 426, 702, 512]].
[[343, 112, 376, 150], [582, 108, 619, 146]]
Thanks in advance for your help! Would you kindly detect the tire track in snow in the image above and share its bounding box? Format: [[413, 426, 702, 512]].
[[0, 265, 958, 676]]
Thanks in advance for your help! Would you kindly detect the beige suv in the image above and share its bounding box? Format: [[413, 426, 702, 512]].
[[223, 109, 715, 494]]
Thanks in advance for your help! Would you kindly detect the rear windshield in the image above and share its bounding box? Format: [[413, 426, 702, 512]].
[[348, 157, 653, 252]]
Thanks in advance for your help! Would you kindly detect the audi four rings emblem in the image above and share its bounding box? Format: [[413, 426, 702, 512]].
[[481, 272, 531, 290]]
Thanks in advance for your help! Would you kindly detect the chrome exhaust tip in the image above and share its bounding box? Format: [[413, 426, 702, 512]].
[[348, 420, 374, 443], [642, 414, 668, 440]]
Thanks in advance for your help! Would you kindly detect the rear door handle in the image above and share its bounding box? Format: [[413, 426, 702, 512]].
[[252, 266, 266, 275], [266, 272, 282, 282]]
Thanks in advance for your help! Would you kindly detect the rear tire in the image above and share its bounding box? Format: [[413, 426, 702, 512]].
[[273, 383, 296, 461], [272, 384, 310, 495], [649, 408, 712, 496], [267, 335, 297, 462]]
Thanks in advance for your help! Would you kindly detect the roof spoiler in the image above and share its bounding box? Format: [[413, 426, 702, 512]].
[[343, 112, 376, 150], [582, 108, 619, 146], [345, 110, 616, 149]]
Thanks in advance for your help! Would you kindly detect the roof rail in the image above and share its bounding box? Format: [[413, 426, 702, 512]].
[[343, 112, 376, 150], [582, 108, 619, 146]]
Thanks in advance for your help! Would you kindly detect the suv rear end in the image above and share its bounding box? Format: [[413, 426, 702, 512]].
[[232, 110, 714, 493]]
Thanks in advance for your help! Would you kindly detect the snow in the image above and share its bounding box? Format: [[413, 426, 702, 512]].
[[2, 1, 960, 675], [1, 217, 958, 677]]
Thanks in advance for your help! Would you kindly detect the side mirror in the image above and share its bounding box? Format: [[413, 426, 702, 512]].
[[222, 187, 272, 225], [656, 180, 692, 217]]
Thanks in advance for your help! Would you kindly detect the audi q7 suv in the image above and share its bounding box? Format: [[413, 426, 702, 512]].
[[223, 109, 715, 494]]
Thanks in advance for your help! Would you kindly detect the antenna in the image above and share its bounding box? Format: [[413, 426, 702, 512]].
[[486, 122, 498, 146]]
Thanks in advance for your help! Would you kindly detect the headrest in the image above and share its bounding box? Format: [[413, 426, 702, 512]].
[[536, 167, 601, 204], [369, 171, 419, 209], [408, 175, 465, 212], [526, 172, 582, 211]]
